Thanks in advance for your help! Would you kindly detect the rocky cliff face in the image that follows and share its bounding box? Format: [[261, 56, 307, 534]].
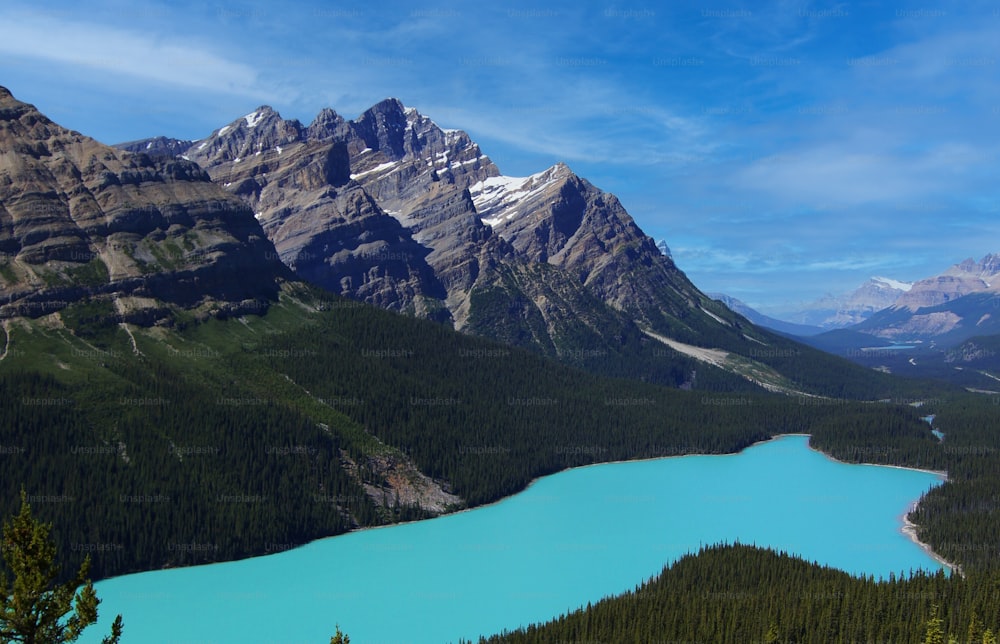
[[165, 101, 482, 323], [120, 98, 765, 354], [852, 254, 1000, 344], [0, 86, 289, 323], [468, 162, 752, 345], [893, 255, 1000, 312]]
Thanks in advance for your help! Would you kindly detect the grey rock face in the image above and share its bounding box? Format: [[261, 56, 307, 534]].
[[0, 86, 289, 323], [172, 102, 469, 324], [845, 255, 1000, 344], [893, 255, 1000, 312], [121, 97, 762, 351]]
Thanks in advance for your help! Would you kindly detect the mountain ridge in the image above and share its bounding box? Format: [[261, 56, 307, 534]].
[[112, 96, 928, 398], [779, 276, 914, 329], [118, 99, 769, 357], [0, 85, 291, 324], [850, 254, 1000, 345]]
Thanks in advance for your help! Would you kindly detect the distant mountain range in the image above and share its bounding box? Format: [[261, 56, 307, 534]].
[[854, 254, 1000, 344], [774, 277, 914, 330], [709, 294, 824, 337]]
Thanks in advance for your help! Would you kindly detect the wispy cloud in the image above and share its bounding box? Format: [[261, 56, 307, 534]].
[[1, 0, 998, 311], [0, 10, 268, 98]]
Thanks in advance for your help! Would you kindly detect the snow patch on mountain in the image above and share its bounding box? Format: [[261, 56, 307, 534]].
[[469, 165, 568, 227], [872, 276, 913, 292], [350, 160, 400, 181], [244, 110, 266, 129]]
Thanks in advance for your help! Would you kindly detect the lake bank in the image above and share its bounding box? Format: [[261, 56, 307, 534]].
[[83, 434, 947, 644]]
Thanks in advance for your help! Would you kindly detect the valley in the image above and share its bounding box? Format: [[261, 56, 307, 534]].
[[2, 83, 1000, 643]]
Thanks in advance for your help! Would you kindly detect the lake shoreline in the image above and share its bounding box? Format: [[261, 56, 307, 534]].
[[88, 432, 958, 643], [796, 434, 958, 576], [100, 433, 957, 583], [901, 502, 962, 576], [343, 433, 958, 576]]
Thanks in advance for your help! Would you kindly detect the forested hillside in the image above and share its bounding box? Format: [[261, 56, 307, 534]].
[[0, 283, 951, 581], [476, 544, 1000, 643], [478, 390, 1000, 642]]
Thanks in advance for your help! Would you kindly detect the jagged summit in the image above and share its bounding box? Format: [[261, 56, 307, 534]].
[[893, 253, 1000, 312], [115, 96, 766, 359]]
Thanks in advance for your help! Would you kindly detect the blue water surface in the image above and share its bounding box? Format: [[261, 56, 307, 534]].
[[84, 435, 946, 644]]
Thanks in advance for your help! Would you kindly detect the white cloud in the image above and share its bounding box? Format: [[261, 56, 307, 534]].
[[728, 140, 992, 207], [0, 11, 267, 98]]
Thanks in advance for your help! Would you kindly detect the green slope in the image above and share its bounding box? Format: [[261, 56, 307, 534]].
[[0, 282, 950, 581], [477, 544, 1000, 643]]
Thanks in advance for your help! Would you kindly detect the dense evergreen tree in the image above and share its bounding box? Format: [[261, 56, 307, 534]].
[[4, 288, 1000, 642], [329, 625, 350, 643], [478, 544, 1000, 643], [0, 491, 122, 644]]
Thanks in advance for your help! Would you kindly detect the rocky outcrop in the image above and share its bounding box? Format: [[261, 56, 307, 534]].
[[0, 86, 290, 323], [120, 97, 766, 353], [469, 163, 757, 346], [893, 255, 1000, 312], [167, 102, 461, 323], [849, 255, 1000, 345]]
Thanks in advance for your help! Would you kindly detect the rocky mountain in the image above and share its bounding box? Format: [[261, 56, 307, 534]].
[[466, 163, 726, 340], [891, 254, 1000, 311], [117, 98, 919, 397], [0, 86, 289, 324], [781, 277, 913, 329], [119, 103, 455, 322], [798, 255, 1000, 352], [851, 255, 1000, 344], [711, 294, 823, 337], [121, 99, 771, 364]]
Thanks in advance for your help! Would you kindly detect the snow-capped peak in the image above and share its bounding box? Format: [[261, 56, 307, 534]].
[[871, 276, 913, 292], [244, 110, 266, 129], [470, 164, 569, 227]]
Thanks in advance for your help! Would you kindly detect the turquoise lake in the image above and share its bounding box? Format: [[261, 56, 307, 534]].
[[83, 434, 947, 643]]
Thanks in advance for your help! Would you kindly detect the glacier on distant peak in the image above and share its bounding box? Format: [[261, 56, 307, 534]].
[[872, 276, 913, 292]]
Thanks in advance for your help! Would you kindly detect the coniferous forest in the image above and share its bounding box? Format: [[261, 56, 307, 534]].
[[3, 286, 1000, 643], [474, 388, 1000, 642]]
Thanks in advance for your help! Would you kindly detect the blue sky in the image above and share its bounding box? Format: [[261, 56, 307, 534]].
[[1, 0, 998, 315]]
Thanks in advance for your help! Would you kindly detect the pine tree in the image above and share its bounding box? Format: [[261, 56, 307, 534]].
[[925, 604, 945, 644], [330, 624, 350, 643], [968, 611, 983, 644], [0, 490, 123, 644]]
